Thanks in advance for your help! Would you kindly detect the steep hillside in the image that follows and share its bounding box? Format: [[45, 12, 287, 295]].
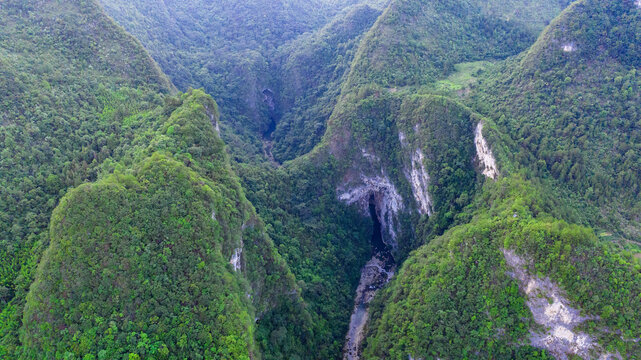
[[471, 0, 641, 237], [18, 90, 318, 359], [479, 0, 573, 34], [232, 0, 570, 357], [22, 154, 259, 359], [363, 178, 641, 359], [0, 2, 316, 359], [99, 0, 569, 164], [271, 4, 382, 161], [315, 0, 544, 256], [3, 0, 640, 359], [360, 1, 641, 359], [0, 0, 173, 354], [238, 76, 507, 360], [98, 0, 387, 162], [344, 0, 535, 89]]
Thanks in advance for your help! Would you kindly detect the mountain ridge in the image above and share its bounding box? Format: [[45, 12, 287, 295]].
[[1, 0, 640, 359]]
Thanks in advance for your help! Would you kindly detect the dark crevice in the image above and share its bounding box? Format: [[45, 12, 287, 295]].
[[262, 88, 277, 139], [261, 88, 281, 166], [344, 195, 397, 359], [368, 194, 394, 266]]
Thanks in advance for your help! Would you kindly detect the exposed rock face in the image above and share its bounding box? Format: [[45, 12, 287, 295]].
[[213, 209, 243, 272], [361, 148, 380, 162], [502, 249, 620, 360], [636, 0, 641, 9], [204, 101, 220, 134], [343, 255, 395, 360], [338, 174, 404, 247], [398, 131, 408, 147], [344, 196, 396, 360], [409, 149, 433, 216], [398, 131, 433, 216], [230, 247, 243, 272], [562, 43, 576, 52], [262, 88, 275, 110], [474, 122, 499, 180]]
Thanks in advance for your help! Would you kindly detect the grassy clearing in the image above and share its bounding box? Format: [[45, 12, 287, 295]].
[[435, 60, 494, 92]]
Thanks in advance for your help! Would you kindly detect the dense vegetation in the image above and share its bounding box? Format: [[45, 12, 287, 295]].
[[237, 160, 372, 358], [22, 154, 258, 359], [344, 0, 536, 89], [471, 0, 641, 237], [363, 177, 641, 359], [357, 1, 641, 358], [0, 1, 319, 358], [271, 4, 382, 161], [17, 90, 324, 359], [0, 0, 172, 355], [2, 0, 640, 359], [98, 0, 387, 162], [478, 0, 572, 33]]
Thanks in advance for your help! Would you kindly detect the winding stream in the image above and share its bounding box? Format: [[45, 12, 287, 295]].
[[343, 197, 396, 360]]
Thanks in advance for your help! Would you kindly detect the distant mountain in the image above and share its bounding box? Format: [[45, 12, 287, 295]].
[[98, 0, 388, 162], [344, 0, 537, 88]]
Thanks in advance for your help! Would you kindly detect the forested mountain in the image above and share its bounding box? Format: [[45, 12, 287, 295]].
[[1, 1, 328, 358], [0, 0, 173, 355], [472, 0, 641, 238], [98, 0, 390, 162], [19, 90, 319, 359], [479, 0, 573, 33], [271, 4, 382, 161], [364, 177, 641, 359], [1, 0, 640, 359], [361, 0, 641, 358]]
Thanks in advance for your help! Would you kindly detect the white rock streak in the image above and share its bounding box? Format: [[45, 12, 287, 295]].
[[635, 0, 641, 9], [214, 209, 243, 273], [502, 249, 620, 360], [562, 43, 576, 52], [230, 247, 242, 272], [474, 122, 499, 180], [398, 131, 408, 147], [205, 104, 221, 134], [409, 149, 433, 216], [339, 175, 403, 245]]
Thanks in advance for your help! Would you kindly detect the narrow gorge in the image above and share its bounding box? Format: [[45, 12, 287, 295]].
[[343, 195, 396, 360]]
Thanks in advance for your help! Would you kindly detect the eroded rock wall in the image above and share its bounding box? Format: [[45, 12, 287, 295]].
[[475, 122, 499, 180]]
